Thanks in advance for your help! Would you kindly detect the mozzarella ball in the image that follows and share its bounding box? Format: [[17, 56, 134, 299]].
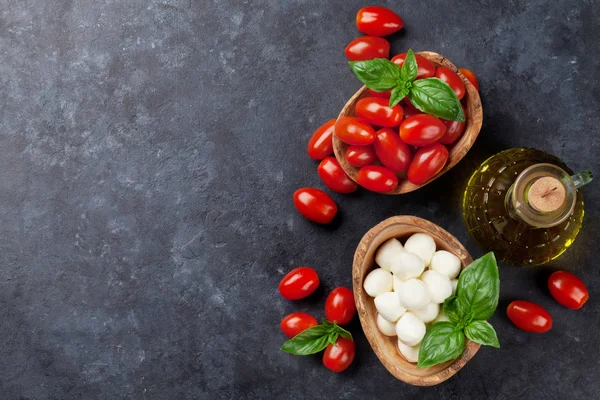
[[421, 270, 453, 303], [397, 279, 430, 310], [374, 292, 406, 322], [397, 340, 420, 363], [433, 312, 450, 323], [363, 268, 393, 297], [390, 251, 425, 281], [396, 312, 426, 346], [377, 313, 397, 336], [392, 276, 403, 292], [404, 233, 436, 266], [412, 302, 440, 323], [451, 279, 458, 296], [375, 238, 404, 271], [430, 250, 461, 279]]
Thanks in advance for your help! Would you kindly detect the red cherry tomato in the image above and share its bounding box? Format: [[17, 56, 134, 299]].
[[400, 114, 447, 146], [440, 105, 467, 145], [318, 157, 358, 194], [373, 128, 412, 173], [391, 53, 436, 79], [323, 337, 355, 373], [402, 99, 423, 119], [459, 68, 479, 91], [280, 312, 318, 338], [345, 36, 390, 61], [368, 89, 391, 99], [548, 271, 589, 310], [307, 119, 335, 160], [355, 97, 403, 127], [278, 267, 320, 300], [325, 287, 356, 325], [356, 6, 404, 37], [435, 67, 466, 100], [357, 165, 398, 193], [293, 188, 337, 224], [345, 145, 377, 167], [335, 117, 376, 145], [507, 300, 553, 333], [407, 143, 448, 185]]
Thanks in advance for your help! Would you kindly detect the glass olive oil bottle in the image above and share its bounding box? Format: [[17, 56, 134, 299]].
[[463, 148, 592, 266]]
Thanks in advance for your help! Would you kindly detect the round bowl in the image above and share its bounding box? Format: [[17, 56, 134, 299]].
[[352, 216, 481, 386], [334, 51, 483, 195]]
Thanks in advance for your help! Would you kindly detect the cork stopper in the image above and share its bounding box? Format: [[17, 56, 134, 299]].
[[528, 177, 566, 212]]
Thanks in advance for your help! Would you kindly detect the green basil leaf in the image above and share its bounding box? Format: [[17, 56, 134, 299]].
[[348, 58, 402, 92], [408, 78, 465, 121], [280, 324, 331, 355], [443, 295, 471, 324], [456, 252, 500, 320], [417, 322, 466, 369], [464, 320, 500, 348], [400, 49, 418, 82], [334, 323, 353, 340], [389, 86, 410, 107]]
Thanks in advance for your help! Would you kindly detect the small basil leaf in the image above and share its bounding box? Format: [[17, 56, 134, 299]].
[[334, 323, 353, 340], [280, 325, 331, 355], [465, 320, 500, 348], [348, 59, 402, 92], [389, 86, 410, 107], [417, 322, 466, 368], [408, 78, 465, 121], [456, 252, 500, 320], [400, 49, 418, 82], [443, 296, 470, 324]]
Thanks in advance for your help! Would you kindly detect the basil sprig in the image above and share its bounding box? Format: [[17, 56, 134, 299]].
[[281, 319, 352, 356], [348, 49, 465, 121], [417, 252, 500, 368]]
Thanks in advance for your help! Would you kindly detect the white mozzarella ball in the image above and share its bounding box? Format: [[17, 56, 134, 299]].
[[451, 279, 458, 296], [390, 251, 425, 281], [374, 292, 406, 322], [376, 313, 397, 336], [395, 312, 426, 346], [397, 279, 430, 310], [363, 268, 393, 297], [392, 276, 403, 292], [375, 238, 404, 271], [412, 302, 440, 323], [433, 311, 450, 323], [397, 340, 420, 363], [403, 233, 436, 266], [430, 250, 461, 279], [421, 270, 453, 304]]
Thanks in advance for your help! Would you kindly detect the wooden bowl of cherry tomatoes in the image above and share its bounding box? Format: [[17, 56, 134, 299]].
[[333, 51, 483, 195]]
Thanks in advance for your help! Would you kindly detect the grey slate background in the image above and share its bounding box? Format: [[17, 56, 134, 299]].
[[0, 0, 599, 398]]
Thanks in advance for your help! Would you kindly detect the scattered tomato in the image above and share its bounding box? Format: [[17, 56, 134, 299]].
[[323, 337, 355, 373], [345, 145, 377, 167], [400, 114, 447, 146], [391, 53, 436, 79], [459, 68, 479, 91], [356, 6, 404, 37], [335, 117, 376, 145], [293, 188, 338, 224], [318, 157, 358, 194], [402, 98, 423, 119], [357, 165, 398, 193], [373, 128, 412, 172], [355, 97, 403, 127], [435, 67, 466, 100], [307, 119, 336, 160], [279, 267, 320, 300], [407, 143, 448, 185], [440, 105, 467, 145], [548, 271, 589, 310], [507, 300, 553, 333], [325, 287, 356, 325], [345, 36, 390, 61], [280, 312, 318, 338], [368, 89, 391, 99]]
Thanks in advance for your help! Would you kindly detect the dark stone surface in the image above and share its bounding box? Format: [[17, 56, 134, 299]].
[[0, 0, 599, 398]]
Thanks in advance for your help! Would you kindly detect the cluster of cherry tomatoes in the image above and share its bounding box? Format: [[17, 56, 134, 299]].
[[507, 270, 589, 333], [279, 267, 357, 372]]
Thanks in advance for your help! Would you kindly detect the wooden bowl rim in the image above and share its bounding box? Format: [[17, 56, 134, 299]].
[[352, 215, 481, 386], [333, 51, 483, 195]]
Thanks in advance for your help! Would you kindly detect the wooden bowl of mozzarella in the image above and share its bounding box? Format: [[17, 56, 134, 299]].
[[352, 216, 480, 386]]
